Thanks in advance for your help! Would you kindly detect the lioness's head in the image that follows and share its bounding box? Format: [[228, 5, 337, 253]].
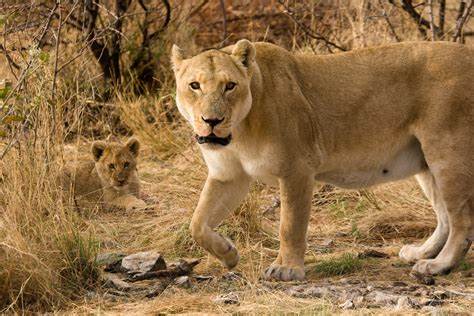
[[91, 136, 140, 188], [171, 39, 256, 148]]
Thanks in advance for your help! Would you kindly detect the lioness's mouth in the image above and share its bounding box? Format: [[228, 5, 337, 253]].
[[195, 133, 232, 146]]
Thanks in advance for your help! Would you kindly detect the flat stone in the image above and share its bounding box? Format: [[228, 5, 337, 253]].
[[102, 273, 134, 291], [396, 296, 415, 310], [97, 253, 126, 272], [372, 291, 400, 306], [358, 249, 390, 259], [213, 292, 239, 305], [174, 275, 191, 288], [121, 251, 166, 274], [410, 271, 435, 285], [339, 299, 355, 309], [194, 275, 214, 282]]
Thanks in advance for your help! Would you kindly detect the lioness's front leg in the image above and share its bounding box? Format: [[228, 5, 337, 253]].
[[190, 176, 250, 269], [264, 174, 314, 281]]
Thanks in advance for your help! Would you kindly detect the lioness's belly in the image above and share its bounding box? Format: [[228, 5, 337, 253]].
[[315, 139, 427, 189]]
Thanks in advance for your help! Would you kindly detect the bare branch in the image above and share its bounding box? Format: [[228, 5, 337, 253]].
[[427, 0, 436, 40], [378, 0, 401, 42], [278, 0, 347, 52], [452, 0, 473, 42], [219, 0, 228, 46], [439, 0, 446, 35]]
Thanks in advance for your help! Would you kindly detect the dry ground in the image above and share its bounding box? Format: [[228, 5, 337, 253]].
[[63, 135, 474, 315]]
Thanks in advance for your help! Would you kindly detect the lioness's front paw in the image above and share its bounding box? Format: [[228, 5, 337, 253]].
[[263, 264, 305, 281], [219, 240, 240, 270], [412, 259, 451, 275]]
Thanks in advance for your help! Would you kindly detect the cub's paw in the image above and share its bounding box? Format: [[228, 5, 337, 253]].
[[263, 264, 305, 282], [412, 259, 451, 276], [126, 199, 147, 211]]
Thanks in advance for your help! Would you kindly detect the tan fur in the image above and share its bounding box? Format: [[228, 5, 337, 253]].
[[172, 40, 474, 281], [63, 136, 146, 211]]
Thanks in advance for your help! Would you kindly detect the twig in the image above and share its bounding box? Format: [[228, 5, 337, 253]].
[[439, 0, 446, 36], [51, 0, 62, 100], [0, 2, 58, 160], [388, 0, 442, 39], [278, 0, 347, 52], [378, 0, 401, 42], [427, 0, 436, 40], [452, 0, 473, 42]]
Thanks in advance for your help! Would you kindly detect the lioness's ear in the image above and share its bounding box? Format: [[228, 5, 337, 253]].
[[231, 39, 255, 68], [171, 44, 185, 71], [126, 138, 140, 157], [91, 141, 106, 161]]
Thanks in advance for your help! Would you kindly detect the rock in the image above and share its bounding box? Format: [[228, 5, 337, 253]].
[[96, 253, 126, 273], [145, 283, 169, 298], [358, 249, 390, 259], [410, 271, 435, 285], [221, 271, 242, 281], [213, 292, 239, 305], [194, 275, 214, 282], [103, 273, 135, 291], [287, 285, 331, 298], [420, 298, 444, 307], [396, 296, 416, 309], [392, 281, 408, 287], [174, 276, 191, 288], [372, 291, 399, 306], [339, 299, 355, 309], [321, 238, 334, 247], [127, 258, 200, 282], [121, 251, 166, 275]]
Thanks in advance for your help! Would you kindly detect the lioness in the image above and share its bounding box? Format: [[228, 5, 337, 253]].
[[63, 136, 147, 211], [171, 40, 473, 281]]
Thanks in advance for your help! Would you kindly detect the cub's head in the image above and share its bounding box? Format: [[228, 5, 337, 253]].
[[91, 136, 140, 188], [171, 39, 256, 148]]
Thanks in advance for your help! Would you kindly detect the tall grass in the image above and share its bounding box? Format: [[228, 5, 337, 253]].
[[0, 80, 100, 312]]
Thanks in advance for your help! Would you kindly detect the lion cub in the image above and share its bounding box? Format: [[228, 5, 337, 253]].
[[63, 136, 147, 211]]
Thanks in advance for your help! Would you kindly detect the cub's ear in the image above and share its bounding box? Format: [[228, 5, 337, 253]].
[[231, 39, 256, 68], [126, 137, 140, 157], [91, 141, 107, 161], [171, 44, 185, 72]]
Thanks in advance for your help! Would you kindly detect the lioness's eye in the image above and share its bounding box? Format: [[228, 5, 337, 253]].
[[189, 82, 200, 90], [225, 82, 236, 91], [124, 162, 130, 168], [108, 164, 115, 170]]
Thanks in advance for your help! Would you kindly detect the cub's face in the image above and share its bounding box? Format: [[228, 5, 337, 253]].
[[171, 39, 256, 148], [91, 137, 140, 189]]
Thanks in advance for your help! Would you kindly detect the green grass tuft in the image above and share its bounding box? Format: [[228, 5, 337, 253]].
[[313, 253, 363, 277]]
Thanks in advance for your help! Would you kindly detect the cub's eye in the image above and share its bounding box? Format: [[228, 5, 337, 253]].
[[189, 82, 200, 90], [108, 164, 115, 170], [124, 162, 130, 168], [225, 82, 236, 91]]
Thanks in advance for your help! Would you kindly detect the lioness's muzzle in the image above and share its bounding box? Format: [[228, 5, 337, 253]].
[[195, 133, 232, 146]]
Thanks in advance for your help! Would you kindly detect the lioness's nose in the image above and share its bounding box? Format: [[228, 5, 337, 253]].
[[201, 116, 224, 128]]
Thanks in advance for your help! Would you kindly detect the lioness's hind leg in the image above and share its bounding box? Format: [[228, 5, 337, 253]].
[[399, 171, 449, 263], [411, 162, 473, 275]]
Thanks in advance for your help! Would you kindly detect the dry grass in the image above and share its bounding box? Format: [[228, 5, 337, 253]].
[[1, 0, 474, 314]]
